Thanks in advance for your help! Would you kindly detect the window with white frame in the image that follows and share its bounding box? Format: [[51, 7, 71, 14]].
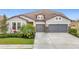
[[56, 16, 62, 20], [59, 17, 62, 20], [17, 22, 21, 30], [12, 22, 21, 30], [12, 22, 16, 30], [37, 15, 44, 20], [56, 17, 58, 20]]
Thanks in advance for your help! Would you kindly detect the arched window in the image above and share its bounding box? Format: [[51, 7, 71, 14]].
[[56, 16, 62, 20], [37, 15, 44, 20]]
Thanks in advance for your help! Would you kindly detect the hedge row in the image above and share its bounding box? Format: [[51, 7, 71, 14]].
[[0, 33, 35, 39]]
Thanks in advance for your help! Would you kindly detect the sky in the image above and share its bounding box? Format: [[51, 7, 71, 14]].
[[0, 9, 79, 20]]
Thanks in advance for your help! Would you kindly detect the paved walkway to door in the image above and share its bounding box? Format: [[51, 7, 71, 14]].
[[34, 33, 79, 49]]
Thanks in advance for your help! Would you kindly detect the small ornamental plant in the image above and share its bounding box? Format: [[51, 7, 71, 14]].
[[20, 24, 35, 39], [68, 28, 77, 36]]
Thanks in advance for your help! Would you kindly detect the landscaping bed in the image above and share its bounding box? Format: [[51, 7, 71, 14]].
[[68, 28, 79, 38], [0, 33, 35, 39], [0, 24, 35, 44], [0, 38, 34, 44]]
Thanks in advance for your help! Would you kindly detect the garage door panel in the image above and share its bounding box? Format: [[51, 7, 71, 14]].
[[36, 24, 45, 32], [48, 24, 68, 32]]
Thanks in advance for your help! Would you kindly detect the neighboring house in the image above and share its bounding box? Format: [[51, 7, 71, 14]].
[[70, 21, 79, 35], [70, 21, 77, 29], [77, 21, 79, 30], [70, 21, 79, 29], [7, 9, 71, 33], [77, 21, 79, 34]]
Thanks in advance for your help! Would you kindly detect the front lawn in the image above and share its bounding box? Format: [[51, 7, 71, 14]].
[[0, 38, 34, 44], [77, 30, 79, 37]]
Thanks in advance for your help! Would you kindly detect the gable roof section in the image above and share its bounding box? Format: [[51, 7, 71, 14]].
[[8, 9, 71, 21], [22, 9, 71, 21], [8, 15, 29, 22]]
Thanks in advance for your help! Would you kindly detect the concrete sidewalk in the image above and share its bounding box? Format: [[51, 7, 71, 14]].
[[0, 44, 33, 49]]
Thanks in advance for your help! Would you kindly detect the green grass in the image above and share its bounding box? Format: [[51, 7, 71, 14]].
[[77, 29, 79, 35], [0, 38, 34, 44], [76, 29, 79, 37]]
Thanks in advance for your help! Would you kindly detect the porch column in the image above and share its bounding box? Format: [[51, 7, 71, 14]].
[[11, 22, 12, 33]]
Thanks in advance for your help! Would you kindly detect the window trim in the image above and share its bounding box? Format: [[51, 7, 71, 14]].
[[12, 22, 21, 31], [36, 15, 45, 20], [55, 16, 62, 21], [12, 22, 16, 30], [17, 22, 21, 30]]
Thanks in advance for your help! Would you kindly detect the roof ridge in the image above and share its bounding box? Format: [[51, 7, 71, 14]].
[[8, 9, 71, 21]]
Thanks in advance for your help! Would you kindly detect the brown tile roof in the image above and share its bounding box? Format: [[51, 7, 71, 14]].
[[8, 16, 29, 22], [9, 9, 71, 21]]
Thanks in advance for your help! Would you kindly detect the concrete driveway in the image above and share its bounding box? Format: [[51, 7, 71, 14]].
[[34, 33, 79, 49]]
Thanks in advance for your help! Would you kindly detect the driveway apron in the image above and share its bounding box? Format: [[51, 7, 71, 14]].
[[34, 33, 79, 49], [34, 33, 56, 49]]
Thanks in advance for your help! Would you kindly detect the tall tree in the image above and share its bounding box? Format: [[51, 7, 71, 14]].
[[1, 15, 8, 34]]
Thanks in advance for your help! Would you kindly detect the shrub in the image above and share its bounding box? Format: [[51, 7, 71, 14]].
[[0, 33, 35, 39], [7, 34, 15, 37], [20, 24, 35, 33], [68, 28, 77, 36], [0, 24, 35, 39], [26, 32, 35, 39], [20, 24, 35, 38], [0, 34, 7, 38]]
